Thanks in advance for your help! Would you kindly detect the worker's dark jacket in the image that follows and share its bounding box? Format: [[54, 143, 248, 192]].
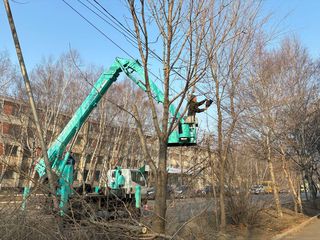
[[188, 99, 206, 116]]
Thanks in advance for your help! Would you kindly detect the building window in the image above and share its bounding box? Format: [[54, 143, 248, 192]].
[[94, 170, 100, 181], [46, 130, 53, 142], [73, 153, 81, 161], [3, 100, 21, 117], [12, 104, 21, 117], [3, 169, 15, 179], [86, 154, 92, 164], [3, 123, 21, 136], [83, 170, 89, 180], [88, 138, 97, 147], [23, 147, 32, 158], [4, 144, 18, 156], [20, 158, 31, 173], [97, 156, 104, 165], [89, 122, 99, 133], [27, 127, 36, 138], [11, 124, 21, 136], [75, 136, 83, 145]]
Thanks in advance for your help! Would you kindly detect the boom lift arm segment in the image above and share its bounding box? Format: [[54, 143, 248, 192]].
[[35, 57, 195, 178], [115, 58, 195, 146], [27, 57, 196, 213], [35, 59, 123, 177]]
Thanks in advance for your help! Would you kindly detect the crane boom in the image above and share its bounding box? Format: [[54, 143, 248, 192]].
[[35, 58, 125, 177], [27, 57, 197, 213], [35, 57, 196, 178]]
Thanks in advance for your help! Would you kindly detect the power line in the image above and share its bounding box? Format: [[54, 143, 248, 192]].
[[79, 0, 140, 48], [68, 0, 239, 126], [62, 0, 135, 59], [72, 0, 220, 125], [92, 0, 137, 39], [63, 0, 217, 121], [89, 0, 221, 119], [61, 0, 219, 123]]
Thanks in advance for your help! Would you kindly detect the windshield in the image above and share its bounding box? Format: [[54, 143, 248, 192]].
[[131, 170, 146, 186]]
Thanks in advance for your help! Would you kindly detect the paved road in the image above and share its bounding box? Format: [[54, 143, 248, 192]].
[[284, 217, 320, 240]]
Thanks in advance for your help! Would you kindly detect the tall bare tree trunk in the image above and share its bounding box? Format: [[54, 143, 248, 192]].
[[153, 140, 168, 233], [77, 122, 89, 188], [302, 172, 309, 201], [266, 133, 282, 217], [280, 147, 302, 213], [180, 147, 183, 185], [219, 158, 226, 229], [127, 0, 209, 234], [214, 70, 226, 230]]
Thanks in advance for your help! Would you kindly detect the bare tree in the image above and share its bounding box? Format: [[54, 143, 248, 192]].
[[242, 37, 319, 216], [126, 0, 209, 233], [274, 38, 319, 211], [0, 51, 19, 188], [203, 0, 268, 229], [243, 42, 285, 218], [85, 81, 150, 186], [0, 50, 17, 96]]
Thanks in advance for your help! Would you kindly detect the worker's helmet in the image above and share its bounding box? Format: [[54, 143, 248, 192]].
[[190, 94, 197, 101]]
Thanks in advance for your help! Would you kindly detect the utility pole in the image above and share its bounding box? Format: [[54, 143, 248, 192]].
[[3, 0, 59, 210]]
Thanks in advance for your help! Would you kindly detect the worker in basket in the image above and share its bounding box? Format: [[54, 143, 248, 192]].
[[186, 94, 213, 124]]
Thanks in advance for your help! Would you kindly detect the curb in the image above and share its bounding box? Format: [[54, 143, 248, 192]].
[[271, 214, 319, 240]]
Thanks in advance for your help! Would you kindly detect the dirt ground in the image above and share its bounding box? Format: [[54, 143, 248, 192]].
[[1, 193, 320, 239], [163, 199, 320, 240]]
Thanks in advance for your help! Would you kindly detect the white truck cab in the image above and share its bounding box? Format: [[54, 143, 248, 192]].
[[107, 168, 148, 198]]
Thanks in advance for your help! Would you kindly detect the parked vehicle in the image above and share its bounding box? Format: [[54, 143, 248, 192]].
[[174, 185, 189, 199], [146, 186, 156, 200], [199, 184, 239, 197], [250, 184, 264, 194], [250, 182, 274, 194], [300, 184, 309, 192], [146, 185, 174, 200], [261, 181, 273, 194], [202, 185, 213, 196], [107, 168, 148, 199]]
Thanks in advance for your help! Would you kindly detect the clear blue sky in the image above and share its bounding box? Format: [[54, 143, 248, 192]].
[[262, 0, 320, 59], [0, 0, 140, 69], [1, 0, 320, 70]]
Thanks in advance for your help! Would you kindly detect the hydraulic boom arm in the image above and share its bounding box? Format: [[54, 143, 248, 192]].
[[27, 57, 197, 213], [35, 57, 196, 178]]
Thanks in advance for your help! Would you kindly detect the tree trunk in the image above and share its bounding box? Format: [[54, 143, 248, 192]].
[[302, 173, 309, 201], [281, 148, 302, 213], [282, 162, 300, 212], [219, 156, 226, 230], [267, 134, 282, 217], [180, 146, 183, 186], [153, 140, 168, 234], [296, 175, 303, 213], [77, 122, 89, 188]]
